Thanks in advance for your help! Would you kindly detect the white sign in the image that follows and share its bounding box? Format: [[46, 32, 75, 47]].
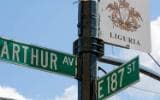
[[99, 0, 151, 53]]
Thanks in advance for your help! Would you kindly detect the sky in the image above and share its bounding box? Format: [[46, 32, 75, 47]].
[[0, 0, 160, 100]]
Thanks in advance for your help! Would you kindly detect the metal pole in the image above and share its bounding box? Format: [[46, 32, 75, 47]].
[[78, 1, 97, 100], [73, 0, 104, 100]]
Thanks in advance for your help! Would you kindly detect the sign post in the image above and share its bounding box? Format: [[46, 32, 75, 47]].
[[0, 37, 77, 77], [98, 56, 139, 100], [73, 0, 104, 100]]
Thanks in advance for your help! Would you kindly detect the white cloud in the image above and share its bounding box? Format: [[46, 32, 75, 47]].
[[108, 95, 121, 100], [55, 85, 121, 100], [150, 17, 160, 66], [55, 85, 77, 100], [123, 87, 159, 100], [151, 17, 160, 53], [135, 74, 160, 91], [0, 86, 27, 100]]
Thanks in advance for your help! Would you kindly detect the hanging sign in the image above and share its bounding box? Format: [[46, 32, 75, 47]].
[[99, 0, 151, 53]]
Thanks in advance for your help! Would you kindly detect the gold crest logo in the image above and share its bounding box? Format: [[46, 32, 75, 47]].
[[105, 0, 143, 32]]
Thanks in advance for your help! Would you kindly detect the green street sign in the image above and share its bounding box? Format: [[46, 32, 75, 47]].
[[98, 56, 139, 100], [0, 37, 77, 77]]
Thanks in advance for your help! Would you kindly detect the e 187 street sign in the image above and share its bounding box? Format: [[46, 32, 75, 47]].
[[0, 37, 77, 77], [98, 56, 139, 100]]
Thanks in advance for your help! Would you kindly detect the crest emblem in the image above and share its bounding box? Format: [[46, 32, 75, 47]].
[[105, 0, 143, 32]]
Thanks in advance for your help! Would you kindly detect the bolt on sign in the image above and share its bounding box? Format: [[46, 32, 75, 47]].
[[98, 0, 151, 53], [0, 36, 77, 77], [98, 56, 139, 100]]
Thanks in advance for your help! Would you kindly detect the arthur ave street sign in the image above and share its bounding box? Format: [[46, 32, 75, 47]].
[[99, 0, 151, 53], [0, 37, 77, 77], [98, 56, 139, 100]]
